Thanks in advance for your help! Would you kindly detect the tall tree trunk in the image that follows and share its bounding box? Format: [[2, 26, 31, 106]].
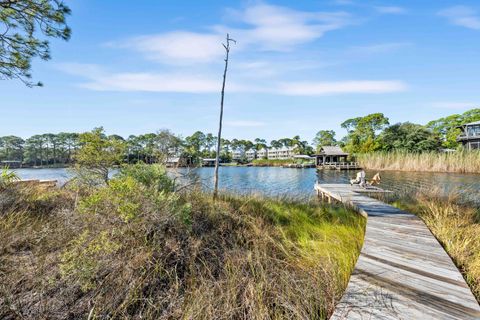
[[214, 34, 235, 199]]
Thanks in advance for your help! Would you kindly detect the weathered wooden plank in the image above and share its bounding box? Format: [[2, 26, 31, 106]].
[[314, 183, 480, 320]]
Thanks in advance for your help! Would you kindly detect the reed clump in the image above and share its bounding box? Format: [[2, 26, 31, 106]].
[[0, 164, 364, 319], [357, 150, 480, 173], [393, 190, 480, 301]]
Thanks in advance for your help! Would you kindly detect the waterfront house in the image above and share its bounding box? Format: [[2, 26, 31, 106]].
[[256, 148, 268, 159], [267, 146, 296, 159], [314, 146, 349, 166], [202, 158, 217, 167], [232, 150, 244, 160], [457, 121, 480, 150], [245, 149, 257, 161]]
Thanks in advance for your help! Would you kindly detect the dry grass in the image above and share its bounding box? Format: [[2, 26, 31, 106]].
[[392, 190, 480, 302], [0, 175, 364, 319], [357, 150, 480, 173]]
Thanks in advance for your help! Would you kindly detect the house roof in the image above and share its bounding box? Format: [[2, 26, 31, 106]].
[[316, 146, 349, 156], [465, 120, 480, 126]]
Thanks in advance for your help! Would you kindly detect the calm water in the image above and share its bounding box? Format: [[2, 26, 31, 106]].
[[12, 167, 480, 205]]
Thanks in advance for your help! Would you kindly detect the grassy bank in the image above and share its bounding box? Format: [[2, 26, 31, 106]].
[[390, 191, 480, 301], [0, 164, 364, 319], [357, 150, 480, 173]]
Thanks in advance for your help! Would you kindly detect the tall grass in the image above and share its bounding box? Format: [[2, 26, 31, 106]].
[[0, 165, 365, 319], [357, 150, 480, 173], [391, 190, 480, 302]]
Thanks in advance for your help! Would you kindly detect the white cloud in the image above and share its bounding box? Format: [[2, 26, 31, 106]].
[[438, 6, 480, 30], [374, 6, 406, 14], [57, 63, 228, 93], [114, 4, 352, 64], [121, 31, 225, 64], [58, 63, 408, 96], [224, 4, 352, 51], [225, 120, 266, 127], [431, 102, 475, 109], [278, 80, 407, 95]]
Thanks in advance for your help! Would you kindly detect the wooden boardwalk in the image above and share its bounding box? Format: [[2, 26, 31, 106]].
[[314, 183, 480, 320]]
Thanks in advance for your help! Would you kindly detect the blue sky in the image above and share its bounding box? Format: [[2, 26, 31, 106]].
[[2, 0, 480, 142]]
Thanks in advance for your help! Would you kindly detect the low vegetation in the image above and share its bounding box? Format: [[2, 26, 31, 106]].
[[390, 190, 480, 301], [357, 150, 480, 173], [0, 163, 365, 319]]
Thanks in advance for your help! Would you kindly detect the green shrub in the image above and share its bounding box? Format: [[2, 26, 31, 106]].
[[0, 167, 19, 190], [60, 230, 120, 291], [78, 176, 143, 222], [118, 163, 175, 192]]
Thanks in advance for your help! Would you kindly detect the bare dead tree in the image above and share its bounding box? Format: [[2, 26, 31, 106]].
[[213, 34, 235, 199]]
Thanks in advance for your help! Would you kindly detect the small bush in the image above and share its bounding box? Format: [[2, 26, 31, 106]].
[[79, 176, 144, 222], [60, 230, 120, 291], [118, 163, 175, 192], [0, 167, 19, 190]]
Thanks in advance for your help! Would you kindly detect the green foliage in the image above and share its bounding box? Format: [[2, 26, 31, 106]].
[[0, 167, 19, 189], [378, 122, 441, 152], [0, 0, 71, 86], [427, 108, 480, 148], [0, 136, 24, 161], [60, 230, 120, 291], [118, 163, 175, 192], [79, 163, 178, 223], [79, 176, 143, 222], [341, 113, 390, 153], [313, 130, 337, 151], [74, 127, 126, 185]]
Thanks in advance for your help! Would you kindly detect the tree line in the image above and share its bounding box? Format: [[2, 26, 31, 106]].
[[314, 108, 480, 153], [0, 129, 312, 166], [1, 108, 478, 166]]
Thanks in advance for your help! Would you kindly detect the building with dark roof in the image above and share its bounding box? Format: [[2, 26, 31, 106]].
[[313, 146, 349, 166], [457, 121, 480, 150]]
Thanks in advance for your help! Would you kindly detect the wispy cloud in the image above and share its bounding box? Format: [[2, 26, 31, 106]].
[[278, 80, 407, 95], [113, 3, 353, 64], [222, 4, 353, 51], [225, 120, 266, 127], [58, 63, 407, 96], [122, 32, 224, 64], [438, 6, 480, 30], [57, 63, 229, 93], [374, 6, 406, 14]]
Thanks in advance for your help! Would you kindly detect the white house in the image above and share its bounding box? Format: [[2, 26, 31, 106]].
[[266, 146, 296, 159]]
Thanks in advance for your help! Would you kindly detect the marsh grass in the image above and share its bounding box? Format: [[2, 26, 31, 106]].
[[0, 171, 364, 319], [357, 150, 480, 173], [388, 189, 480, 302]]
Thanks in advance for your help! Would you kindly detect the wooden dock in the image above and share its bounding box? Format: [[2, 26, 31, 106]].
[[317, 162, 361, 170], [314, 183, 480, 320]]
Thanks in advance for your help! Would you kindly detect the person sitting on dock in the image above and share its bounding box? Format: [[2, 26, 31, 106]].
[[350, 170, 366, 187], [369, 172, 381, 185]]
